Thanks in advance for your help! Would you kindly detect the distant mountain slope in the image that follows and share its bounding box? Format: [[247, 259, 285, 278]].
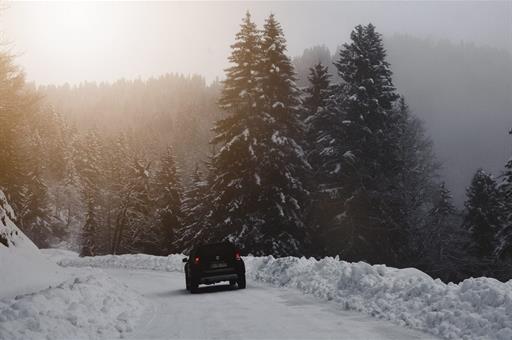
[[386, 35, 512, 204], [293, 36, 512, 204], [38, 74, 222, 177]]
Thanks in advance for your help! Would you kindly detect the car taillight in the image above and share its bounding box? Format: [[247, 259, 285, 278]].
[[194, 256, 200, 265], [235, 251, 241, 260]]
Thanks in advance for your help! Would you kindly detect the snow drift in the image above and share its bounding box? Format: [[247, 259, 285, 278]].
[[245, 256, 512, 340], [55, 252, 186, 272], [1, 191, 146, 340], [0, 190, 66, 299], [50, 250, 512, 340], [0, 272, 144, 340]]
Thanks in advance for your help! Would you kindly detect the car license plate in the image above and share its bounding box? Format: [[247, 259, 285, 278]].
[[210, 262, 227, 269]]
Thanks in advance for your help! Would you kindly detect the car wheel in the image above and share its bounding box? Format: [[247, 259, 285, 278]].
[[190, 278, 199, 294], [237, 275, 246, 289], [185, 273, 190, 291]]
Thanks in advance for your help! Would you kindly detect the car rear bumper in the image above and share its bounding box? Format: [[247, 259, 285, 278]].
[[199, 273, 239, 284]]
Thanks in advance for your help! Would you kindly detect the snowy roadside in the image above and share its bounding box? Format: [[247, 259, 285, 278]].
[[1, 190, 147, 340], [48, 249, 512, 340], [0, 269, 145, 340], [47, 250, 186, 273], [245, 256, 512, 340]]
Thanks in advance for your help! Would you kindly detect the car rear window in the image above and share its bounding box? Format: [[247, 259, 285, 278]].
[[197, 243, 234, 259]]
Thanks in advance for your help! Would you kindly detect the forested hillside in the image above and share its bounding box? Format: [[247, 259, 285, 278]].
[[1, 13, 511, 283], [39, 74, 222, 175], [293, 35, 512, 204]]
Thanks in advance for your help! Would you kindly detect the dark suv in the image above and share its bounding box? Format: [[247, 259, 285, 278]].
[[183, 242, 246, 293]]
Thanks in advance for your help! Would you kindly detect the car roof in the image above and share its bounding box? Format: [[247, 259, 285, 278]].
[[196, 242, 234, 250]]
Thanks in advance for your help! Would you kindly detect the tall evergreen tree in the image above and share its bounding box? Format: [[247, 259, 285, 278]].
[[496, 129, 512, 260], [394, 97, 440, 264], [112, 157, 156, 254], [174, 164, 209, 253], [302, 62, 332, 255], [463, 169, 503, 259], [81, 207, 98, 257], [125, 159, 159, 254], [154, 146, 183, 254], [303, 62, 331, 116], [74, 130, 103, 257], [16, 159, 54, 247], [321, 24, 406, 264], [303, 62, 332, 160], [200, 13, 311, 256], [11, 125, 53, 247], [194, 12, 262, 251], [424, 182, 463, 273], [218, 11, 261, 113], [96, 133, 130, 254], [0, 51, 39, 211]]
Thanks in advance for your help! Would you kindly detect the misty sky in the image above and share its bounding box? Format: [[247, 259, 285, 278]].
[[1, 1, 511, 85]]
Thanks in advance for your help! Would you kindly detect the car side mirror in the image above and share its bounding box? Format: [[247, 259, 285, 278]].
[[182, 257, 188, 263]]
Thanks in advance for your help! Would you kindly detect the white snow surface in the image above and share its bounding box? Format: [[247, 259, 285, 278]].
[[0, 189, 145, 340], [0, 271, 145, 340], [0, 191, 66, 299], [105, 267, 433, 340], [55, 252, 186, 273], [49, 250, 512, 340], [246, 256, 512, 340]]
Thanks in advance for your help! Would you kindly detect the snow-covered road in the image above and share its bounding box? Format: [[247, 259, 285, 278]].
[[106, 268, 438, 340]]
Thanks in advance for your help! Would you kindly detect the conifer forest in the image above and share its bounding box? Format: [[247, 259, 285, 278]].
[[2, 9, 512, 284]]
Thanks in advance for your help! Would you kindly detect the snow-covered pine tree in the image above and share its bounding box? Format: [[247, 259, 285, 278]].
[[16, 162, 54, 247], [43, 111, 82, 249], [463, 169, 503, 259], [218, 11, 261, 113], [249, 14, 311, 255], [0, 51, 39, 212], [204, 13, 311, 256], [174, 164, 209, 253], [393, 97, 440, 265], [95, 133, 130, 254], [302, 61, 332, 163], [177, 12, 261, 251], [322, 23, 407, 265], [81, 207, 97, 257], [303, 62, 331, 118], [301, 61, 333, 255], [10, 125, 53, 247], [35, 108, 69, 182], [425, 183, 463, 272], [154, 146, 183, 254], [74, 130, 103, 257], [113, 158, 158, 254], [495, 129, 512, 260]]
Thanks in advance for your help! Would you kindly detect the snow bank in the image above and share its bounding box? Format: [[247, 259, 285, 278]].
[[0, 271, 145, 340], [44, 250, 512, 340], [55, 253, 186, 273], [0, 191, 145, 340], [0, 191, 66, 299], [244, 256, 512, 340], [40, 248, 79, 264]]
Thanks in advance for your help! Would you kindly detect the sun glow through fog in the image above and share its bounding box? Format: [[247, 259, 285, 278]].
[[2, 1, 510, 86], [30, 3, 118, 58], [6, 1, 232, 85]]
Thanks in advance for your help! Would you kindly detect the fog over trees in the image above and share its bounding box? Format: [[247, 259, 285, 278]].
[[293, 35, 512, 205], [1, 9, 511, 283]]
